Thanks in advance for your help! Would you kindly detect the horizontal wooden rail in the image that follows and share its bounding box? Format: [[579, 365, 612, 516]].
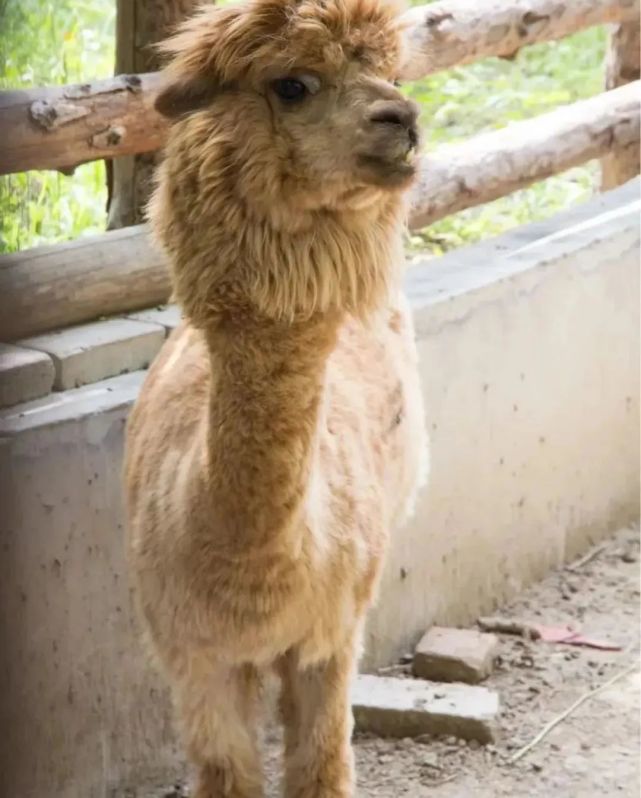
[[0, 227, 170, 340], [1, 81, 639, 340], [0, 73, 165, 175], [411, 80, 641, 228], [401, 0, 640, 80], [0, 0, 638, 175]]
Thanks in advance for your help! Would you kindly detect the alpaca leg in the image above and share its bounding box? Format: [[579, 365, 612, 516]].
[[279, 648, 356, 798], [174, 658, 264, 798]]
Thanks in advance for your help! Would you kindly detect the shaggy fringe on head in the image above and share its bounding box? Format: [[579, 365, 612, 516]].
[[157, 0, 407, 84]]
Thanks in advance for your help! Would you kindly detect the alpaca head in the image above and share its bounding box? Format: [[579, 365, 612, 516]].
[[155, 0, 418, 215], [151, 0, 419, 323]]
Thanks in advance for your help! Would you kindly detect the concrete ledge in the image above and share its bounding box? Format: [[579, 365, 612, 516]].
[[19, 318, 165, 390], [0, 309, 181, 410], [125, 304, 182, 336], [0, 343, 54, 408], [0, 180, 638, 797], [0, 370, 145, 436]]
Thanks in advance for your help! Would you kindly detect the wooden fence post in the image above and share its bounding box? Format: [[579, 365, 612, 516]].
[[107, 0, 200, 229], [601, 21, 640, 190]]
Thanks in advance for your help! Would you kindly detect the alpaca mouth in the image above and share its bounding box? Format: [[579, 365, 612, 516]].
[[357, 149, 418, 186]]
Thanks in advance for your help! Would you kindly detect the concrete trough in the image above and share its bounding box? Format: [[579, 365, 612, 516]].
[[0, 180, 638, 797]]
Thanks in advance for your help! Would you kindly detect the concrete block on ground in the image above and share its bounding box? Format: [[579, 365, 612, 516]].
[[413, 626, 499, 684], [352, 674, 499, 742], [0, 343, 55, 408], [126, 304, 182, 336], [19, 318, 165, 390]]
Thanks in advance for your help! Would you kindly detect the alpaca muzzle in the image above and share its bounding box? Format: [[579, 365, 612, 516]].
[[356, 97, 421, 187]]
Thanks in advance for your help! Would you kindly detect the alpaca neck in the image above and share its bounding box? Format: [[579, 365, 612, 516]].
[[153, 130, 408, 553], [204, 311, 340, 554]]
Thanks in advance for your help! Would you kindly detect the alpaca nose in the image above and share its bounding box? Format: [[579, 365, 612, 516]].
[[368, 100, 419, 147]]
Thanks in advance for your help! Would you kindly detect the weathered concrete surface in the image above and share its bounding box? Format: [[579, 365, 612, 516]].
[[413, 627, 498, 684], [19, 318, 165, 390], [365, 179, 640, 667], [0, 373, 180, 798], [125, 304, 182, 335], [0, 180, 638, 796], [352, 674, 499, 742], [0, 343, 54, 408]]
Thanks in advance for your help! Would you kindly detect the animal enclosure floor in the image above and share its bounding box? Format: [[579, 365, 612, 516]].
[[350, 525, 640, 798], [143, 526, 640, 798]]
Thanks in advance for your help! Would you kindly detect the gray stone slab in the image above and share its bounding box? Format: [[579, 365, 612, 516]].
[[0, 343, 55, 408], [352, 674, 499, 742], [0, 370, 145, 437], [126, 304, 182, 336], [19, 318, 164, 390], [413, 626, 499, 684]]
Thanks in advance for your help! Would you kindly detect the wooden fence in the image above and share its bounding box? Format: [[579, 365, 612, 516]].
[[0, 0, 639, 341]]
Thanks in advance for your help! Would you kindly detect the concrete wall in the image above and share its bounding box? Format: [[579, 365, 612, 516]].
[[365, 179, 640, 667], [0, 180, 638, 796], [0, 374, 182, 798]]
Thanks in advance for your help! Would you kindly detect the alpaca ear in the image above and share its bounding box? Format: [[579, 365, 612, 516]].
[[154, 74, 219, 119]]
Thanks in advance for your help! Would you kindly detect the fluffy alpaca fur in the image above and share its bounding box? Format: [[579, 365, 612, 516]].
[[124, 0, 428, 795]]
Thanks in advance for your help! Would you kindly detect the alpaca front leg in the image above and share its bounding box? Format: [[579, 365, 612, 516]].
[[280, 648, 356, 798], [174, 659, 264, 798]]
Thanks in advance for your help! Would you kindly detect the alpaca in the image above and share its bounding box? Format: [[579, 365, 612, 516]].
[[124, 0, 428, 795]]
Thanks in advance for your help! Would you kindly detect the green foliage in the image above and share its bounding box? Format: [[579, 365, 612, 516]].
[[403, 25, 606, 254], [0, 0, 115, 252], [0, 2, 606, 255]]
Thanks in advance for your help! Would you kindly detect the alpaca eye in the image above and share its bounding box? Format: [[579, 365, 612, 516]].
[[393, 79, 402, 88], [272, 78, 307, 102]]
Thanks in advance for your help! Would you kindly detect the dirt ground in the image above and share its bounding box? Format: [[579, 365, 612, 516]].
[[351, 525, 640, 798], [149, 526, 640, 798]]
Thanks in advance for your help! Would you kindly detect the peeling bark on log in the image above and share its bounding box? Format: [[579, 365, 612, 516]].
[[409, 81, 640, 230], [0, 74, 165, 174], [1, 82, 638, 340], [0, 227, 170, 341], [1, 0, 638, 177], [107, 0, 200, 229], [399, 0, 640, 80], [601, 22, 641, 189]]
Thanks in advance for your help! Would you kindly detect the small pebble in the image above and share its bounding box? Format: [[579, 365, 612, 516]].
[[421, 752, 439, 769]]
